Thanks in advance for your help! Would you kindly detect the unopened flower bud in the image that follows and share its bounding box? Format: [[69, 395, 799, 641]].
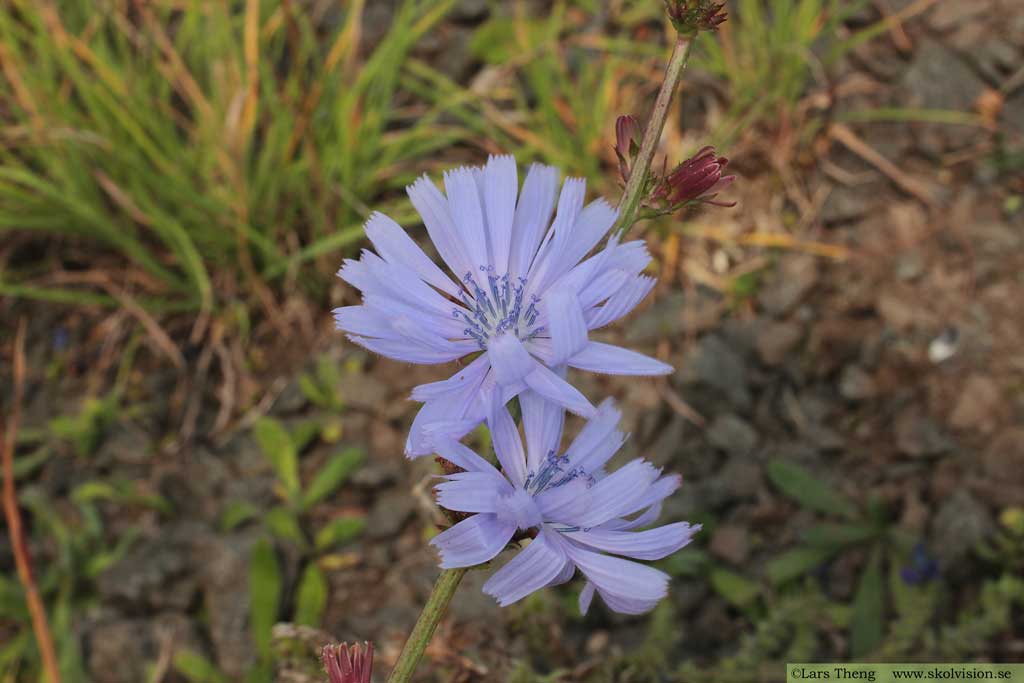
[[663, 0, 728, 35], [323, 642, 374, 683], [614, 114, 642, 182], [650, 146, 735, 209]]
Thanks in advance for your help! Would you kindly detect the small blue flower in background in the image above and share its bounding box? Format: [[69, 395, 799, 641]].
[[429, 398, 699, 615], [334, 156, 672, 456], [900, 543, 939, 585]]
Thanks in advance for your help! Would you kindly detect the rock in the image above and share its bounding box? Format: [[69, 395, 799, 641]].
[[647, 418, 691, 468], [758, 255, 818, 315], [95, 421, 153, 465], [449, 562, 501, 621], [365, 489, 415, 540], [838, 365, 876, 401], [927, 1, 988, 31], [949, 374, 1004, 432], [979, 428, 1024, 505], [452, 0, 489, 22], [96, 527, 200, 613], [709, 524, 751, 565], [678, 335, 752, 410], [706, 414, 759, 455], [196, 533, 259, 677], [713, 459, 763, 500], [86, 613, 204, 683], [894, 408, 953, 457], [755, 321, 804, 366], [930, 490, 994, 569], [902, 40, 985, 112], [336, 372, 389, 411], [821, 183, 884, 225], [350, 454, 402, 488]]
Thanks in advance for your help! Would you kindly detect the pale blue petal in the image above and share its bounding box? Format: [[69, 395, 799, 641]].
[[549, 198, 617, 285], [433, 438, 500, 475], [362, 294, 469, 340], [526, 177, 586, 295], [333, 306, 399, 339], [430, 514, 516, 568], [587, 275, 656, 330], [535, 477, 590, 525], [614, 473, 682, 520], [565, 522, 699, 560], [562, 541, 669, 615], [482, 530, 570, 606], [576, 459, 661, 528], [347, 335, 466, 365], [550, 231, 621, 298], [363, 211, 460, 297], [410, 354, 491, 402], [599, 501, 663, 531], [562, 398, 623, 473], [569, 341, 673, 376], [603, 240, 651, 275], [579, 581, 596, 615], [406, 381, 488, 457], [508, 164, 559, 278], [524, 363, 595, 418], [544, 287, 589, 365], [489, 404, 528, 487], [483, 155, 517, 274], [407, 175, 473, 281], [577, 269, 629, 311], [444, 167, 489, 285], [487, 333, 535, 386], [547, 555, 577, 587], [520, 390, 565, 474], [360, 251, 458, 319], [435, 471, 513, 513]]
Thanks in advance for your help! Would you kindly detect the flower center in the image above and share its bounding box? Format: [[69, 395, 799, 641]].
[[524, 451, 594, 495], [453, 267, 543, 349], [495, 489, 543, 531]]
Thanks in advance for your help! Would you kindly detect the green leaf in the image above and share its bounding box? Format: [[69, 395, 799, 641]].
[[301, 447, 365, 511], [264, 506, 307, 548], [298, 373, 331, 408], [294, 562, 328, 627], [315, 516, 366, 551], [174, 650, 228, 683], [220, 501, 259, 532], [850, 547, 885, 658], [765, 547, 833, 585], [709, 568, 760, 608], [801, 523, 881, 549], [290, 419, 321, 454], [253, 418, 299, 499], [248, 538, 281, 660], [767, 459, 859, 519]]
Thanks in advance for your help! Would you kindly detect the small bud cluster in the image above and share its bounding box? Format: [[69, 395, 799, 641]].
[[663, 0, 728, 35], [323, 642, 374, 683], [614, 115, 735, 216]]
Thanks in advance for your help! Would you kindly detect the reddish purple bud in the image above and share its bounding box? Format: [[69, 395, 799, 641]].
[[650, 146, 735, 209], [663, 0, 728, 34], [323, 642, 374, 683], [614, 114, 642, 182]]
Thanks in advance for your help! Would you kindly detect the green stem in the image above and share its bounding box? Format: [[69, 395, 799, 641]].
[[386, 567, 467, 683], [614, 33, 695, 233]]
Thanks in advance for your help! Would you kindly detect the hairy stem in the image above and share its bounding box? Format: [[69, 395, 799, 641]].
[[614, 34, 694, 232], [386, 567, 467, 683]]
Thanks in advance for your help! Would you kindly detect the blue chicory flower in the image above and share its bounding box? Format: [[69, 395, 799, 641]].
[[334, 156, 672, 456], [429, 398, 699, 615]]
